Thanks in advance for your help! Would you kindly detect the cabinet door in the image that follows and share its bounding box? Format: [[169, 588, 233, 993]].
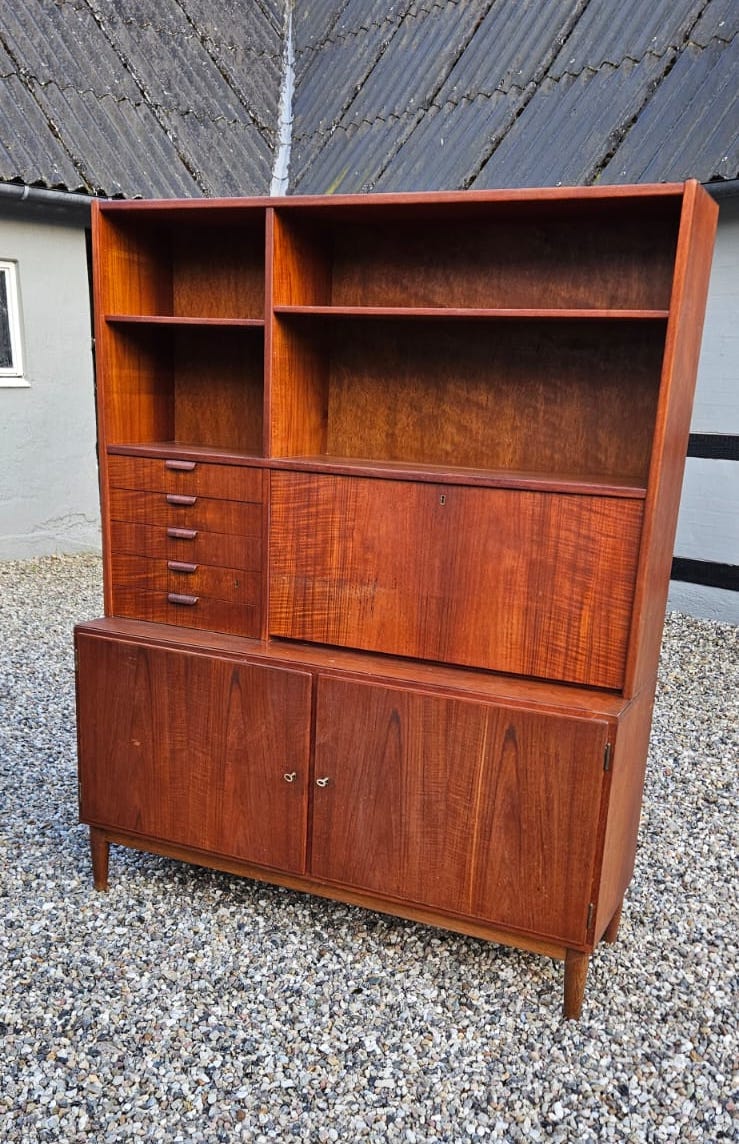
[[312, 677, 609, 945], [269, 473, 642, 689], [76, 635, 311, 874]]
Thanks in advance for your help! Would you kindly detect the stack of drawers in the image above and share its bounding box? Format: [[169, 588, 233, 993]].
[[107, 456, 263, 637]]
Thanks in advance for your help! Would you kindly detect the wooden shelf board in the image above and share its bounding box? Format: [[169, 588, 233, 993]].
[[105, 314, 264, 328], [268, 455, 648, 498], [273, 305, 669, 321], [107, 442, 268, 466]]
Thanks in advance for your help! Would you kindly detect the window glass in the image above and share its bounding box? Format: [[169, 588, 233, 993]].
[[0, 261, 24, 380], [0, 270, 11, 369]]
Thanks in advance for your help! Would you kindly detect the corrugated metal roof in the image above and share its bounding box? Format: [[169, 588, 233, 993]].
[[474, 54, 668, 189], [548, 0, 702, 78], [290, 0, 737, 194], [0, 0, 283, 197], [373, 91, 522, 193], [0, 74, 82, 190], [0, 0, 736, 199], [435, 0, 586, 101], [601, 35, 739, 184]]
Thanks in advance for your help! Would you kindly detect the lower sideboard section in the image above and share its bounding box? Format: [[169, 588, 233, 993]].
[[74, 620, 649, 1018]]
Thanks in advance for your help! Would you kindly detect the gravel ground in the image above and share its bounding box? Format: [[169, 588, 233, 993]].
[[0, 553, 736, 1143]]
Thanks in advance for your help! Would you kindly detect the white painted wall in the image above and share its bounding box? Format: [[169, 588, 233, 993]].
[[668, 196, 739, 625], [0, 211, 100, 558]]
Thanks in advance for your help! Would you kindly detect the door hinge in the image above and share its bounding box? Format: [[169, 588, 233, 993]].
[[74, 647, 80, 672], [603, 742, 612, 772], [586, 902, 594, 931]]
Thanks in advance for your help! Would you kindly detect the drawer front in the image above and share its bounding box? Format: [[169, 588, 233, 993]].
[[270, 473, 643, 690], [107, 455, 263, 502], [109, 488, 261, 536], [111, 520, 262, 570], [111, 585, 261, 637], [110, 553, 261, 606]]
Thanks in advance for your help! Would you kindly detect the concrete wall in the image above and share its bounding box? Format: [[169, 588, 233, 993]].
[[668, 196, 739, 624], [0, 210, 100, 558]]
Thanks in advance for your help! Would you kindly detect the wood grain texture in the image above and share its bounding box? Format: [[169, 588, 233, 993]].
[[109, 488, 261, 536], [110, 520, 262, 570], [592, 683, 656, 941], [625, 181, 719, 696], [269, 473, 643, 688], [171, 224, 265, 319], [271, 197, 680, 309], [110, 553, 261, 605], [273, 316, 663, 481], [110, 586, 261, 637], [84, 826, 569, 960], [75, 617, 633, 721], [311, 677, 608, 945], [107, 455, 263, 501], [76, 634, 311, 872]]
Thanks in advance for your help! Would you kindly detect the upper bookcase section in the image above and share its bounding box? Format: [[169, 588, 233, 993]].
[[270, 188, 682, 314]]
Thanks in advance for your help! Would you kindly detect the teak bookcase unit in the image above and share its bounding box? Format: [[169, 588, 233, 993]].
[[75, 184, 717, 1019]]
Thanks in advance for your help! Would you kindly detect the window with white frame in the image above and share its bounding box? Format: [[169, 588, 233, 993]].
[[0, 260, 25, 384]]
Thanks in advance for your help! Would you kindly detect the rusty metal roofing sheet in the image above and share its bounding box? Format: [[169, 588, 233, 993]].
[[601, 36, 739, 184]]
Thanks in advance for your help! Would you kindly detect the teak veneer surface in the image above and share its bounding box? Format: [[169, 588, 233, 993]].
[[269, 473, 643, 689], [80, 183, 718, 1019]]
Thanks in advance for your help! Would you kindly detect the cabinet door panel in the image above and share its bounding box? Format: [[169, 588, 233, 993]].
[[77, 635, 311, 873], [312, 677, 608, 945], [269, 473, 642, 689]]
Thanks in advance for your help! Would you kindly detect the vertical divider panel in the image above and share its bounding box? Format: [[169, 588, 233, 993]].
[[269, 209, 331, 457]]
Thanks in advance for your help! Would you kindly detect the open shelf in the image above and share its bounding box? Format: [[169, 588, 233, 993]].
[[100, 322, 265, 455], [95, 209, 266, 321], [272, 195, 681, 311], [269, 313, 664, 486]]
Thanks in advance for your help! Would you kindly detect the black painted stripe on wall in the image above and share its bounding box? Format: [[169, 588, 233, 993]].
[[671, 558, 738, 591], [687, 434, 739, 460]]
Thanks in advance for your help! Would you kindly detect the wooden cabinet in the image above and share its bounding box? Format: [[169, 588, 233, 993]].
[[76, 184, 717, 1018], [76, 633, 311, 873], [311, 677, 609, 946]]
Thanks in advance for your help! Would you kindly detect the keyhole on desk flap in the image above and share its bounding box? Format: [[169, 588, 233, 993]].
[[439, 494, 446, 505]]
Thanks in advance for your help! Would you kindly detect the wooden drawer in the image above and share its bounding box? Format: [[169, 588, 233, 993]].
[[110, 520, 262, 570], [107, 455, 263, 502], [109, 488, 261, 535], [110, 553, 261, 606], [111, 585, 261, 637]]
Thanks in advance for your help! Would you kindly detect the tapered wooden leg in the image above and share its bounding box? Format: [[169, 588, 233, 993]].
[[90, 828, 110, 891], [563, 949, 590, 1020], [602, 901, 623, 944]]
